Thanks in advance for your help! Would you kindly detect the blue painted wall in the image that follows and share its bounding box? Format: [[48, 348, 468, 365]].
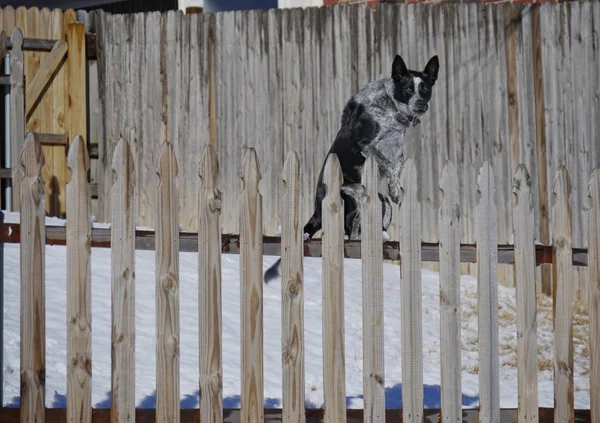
[[203, 0, 277, 12]]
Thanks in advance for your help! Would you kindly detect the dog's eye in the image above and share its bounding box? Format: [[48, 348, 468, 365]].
[[420, 82, 429, 92], [405, 86, 414, 93]]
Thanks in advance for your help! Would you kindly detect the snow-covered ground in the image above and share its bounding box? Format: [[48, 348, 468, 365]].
[[1, 211, 591, 409]]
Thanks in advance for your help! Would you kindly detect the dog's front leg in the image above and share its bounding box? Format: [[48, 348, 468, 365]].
[[388, 178, 402, 204]]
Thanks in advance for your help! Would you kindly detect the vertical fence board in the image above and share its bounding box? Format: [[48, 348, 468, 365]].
[[10, 27, 24, 211], [198, 144, 223, 423], [476, 162, 500, 423], [512, 164, 539, 422], [66, 136, 92, 423], [588, 168, 600, 423], [321, 153, 346, 423], [155, 142, 180, 423], [110, 138, 136, 423], [361, 156, 384, 422], [438, 161, 461, 422], [551, 166, 574, 423], [19, 132, 45, 423], [399, 159, 423, 422], [280, 151, 305, 423], [240, 148, 264, 423]]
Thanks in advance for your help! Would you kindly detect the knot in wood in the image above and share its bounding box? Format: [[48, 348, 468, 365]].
[[287, 278, 300, 298], [32, 177, 44, 203], [209, 194, 221, 213], [330, 202, 339, 214], [122, 267, 130, 281]]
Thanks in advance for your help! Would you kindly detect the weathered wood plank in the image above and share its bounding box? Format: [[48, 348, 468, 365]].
[[10, 27, 24, 211], [476, 162, 500, 423], [110, 138, 136, 423], [587, 168, 600, 423], [239, 148, 264, 423], [155, 142, 180, 423], [399, 159, 423, 423], [552, 166, 574, 423], [198, 144, 223, 423], [360, 156, 384, 423], [19, 132, 46, 423], [280, 151, 305, 423], [512, 164, 539, 422], [25, 39, 66, 118], [65, 136, 92, 423], [438, 161, 461, 422], [321, 153, 346, 423]]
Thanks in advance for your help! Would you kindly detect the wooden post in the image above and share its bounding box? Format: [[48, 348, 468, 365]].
[[20, 132, 45, 423], [280, 151, 305, 423], [512, 164, 539, 422], [155, 142, 180, 423], [239, 148, 264, 423], [66, 135, 92, 423], [321, 153, 346, 423], [588, 168, 600, 423], [476, 162, 500, 423], [399, 159, 423, 423], [360, 155, 384, 422], [438, 161, 461, 422], [552, 166, 574, 423], [10, 27, 24, 211], [198, 144, 223, 423], [110, 138, 136, 423]]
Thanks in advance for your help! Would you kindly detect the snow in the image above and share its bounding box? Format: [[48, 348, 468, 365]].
[[1, 211, 591, 409]]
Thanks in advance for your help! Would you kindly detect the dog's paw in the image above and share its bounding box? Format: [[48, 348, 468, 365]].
[[412, 117, 421, 127], [304, 232, 310, 241], [382, 231, 390, 242], [389, 182, 401, 204]]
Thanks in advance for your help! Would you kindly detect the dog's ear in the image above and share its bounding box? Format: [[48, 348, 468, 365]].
[[423, 55, 439, 84], [391, 54, 408, 82]]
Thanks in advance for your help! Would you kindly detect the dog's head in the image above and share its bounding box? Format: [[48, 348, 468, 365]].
[[391, 54, 439, 116]]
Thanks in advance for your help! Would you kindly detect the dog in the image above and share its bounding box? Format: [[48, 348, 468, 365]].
[[264, 54, 439, 284]]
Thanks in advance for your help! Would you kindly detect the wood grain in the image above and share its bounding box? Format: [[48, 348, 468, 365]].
[[438, 161, 461, 422], [321, 154, 346, 423], [25, 39, 66, 119], [280, 151, 305, 423], [588, 168, 600, 423], [66, 135, 92, 423], [19, 132, 46, 423], [360, 156, 384, 423], [512, 164, 539, 422], [10, 27, 24, 211], [476, 162, 500, 423], [155, 142, 180, 423], [110, 138, 136, 423], [239, 148, 264, 423], [398, 159, 423, 423], [198, 144, 223, 423], [551, 166, 574, 423]]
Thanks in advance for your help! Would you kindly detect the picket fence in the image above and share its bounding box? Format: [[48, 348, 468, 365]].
[[8, 131, 600, 423]]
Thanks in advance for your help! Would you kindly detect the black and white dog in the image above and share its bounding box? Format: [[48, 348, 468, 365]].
[[264, 54, 439, 283]]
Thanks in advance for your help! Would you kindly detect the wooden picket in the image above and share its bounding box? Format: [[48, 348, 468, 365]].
[[360, 156, 385, 423], [280, 151, 305, 423], [321, 153, 346, 423], [110, 138, 136, 423], [438, 161, 461, 422], [65, 135, 92, 423], [552, 166, 574, 422], [398, 159, 423, 423], [588, 169, 600, 423], [512, 165, 539, 422], [476, 162, 500, 423], [239, 148, 264, 423], [155, 142, 181, 423]]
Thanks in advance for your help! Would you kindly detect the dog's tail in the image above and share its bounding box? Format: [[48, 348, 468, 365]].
[[264, 258, 282, 284]]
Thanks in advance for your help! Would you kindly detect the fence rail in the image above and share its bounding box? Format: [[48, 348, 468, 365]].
[[2, 132, 599, 422]]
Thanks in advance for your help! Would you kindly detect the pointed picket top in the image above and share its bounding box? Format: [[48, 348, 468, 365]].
[[512, 164, 533, 211], [156, 141, 179, 182], [323, 153, 343, 201], [21, 132, 44, 178], [552, 165, 572, 211], [282, 150, 300, 193], [241, 147, 262, 196], [111, 138, 135, 185], [476, 162, 496, 208], [10, 26, 23, 50], [67, 136, 90, 178], [399, 158, 418, 206], [439, 161, 460, 224], [199, 144, 220, 194]]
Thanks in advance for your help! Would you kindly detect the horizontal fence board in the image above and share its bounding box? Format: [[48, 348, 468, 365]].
[[0, 222, 591, 266]]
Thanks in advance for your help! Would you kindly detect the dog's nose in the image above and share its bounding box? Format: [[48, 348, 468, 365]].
[[416, 99, 427, 110]]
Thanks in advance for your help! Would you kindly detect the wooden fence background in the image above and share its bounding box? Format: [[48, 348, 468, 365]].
[[3, 132, 599, 422]]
